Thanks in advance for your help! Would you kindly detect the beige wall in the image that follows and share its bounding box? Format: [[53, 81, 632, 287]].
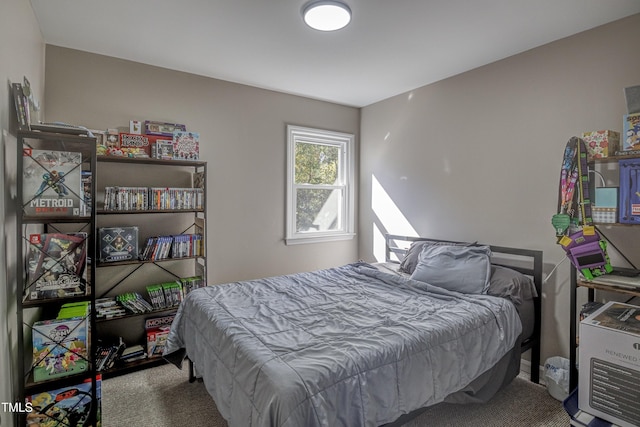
[[1, 0, 45, 425], [359, 14, 640, 365], [43, 46, 360, 285]]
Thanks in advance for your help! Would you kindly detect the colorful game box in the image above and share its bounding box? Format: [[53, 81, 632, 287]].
[[172, 131, 199, 160], [22, 149, 82, 216], [118, 133, 152, 157], [32, 317, 89, 382], [144, 120, 186, 137], [98, 226, 139, 263], [25, 233, 88, 301], [26, 375, 101, 426], [145, 314, 175, 358], [623, 113, 640, 151], [581, 130, 620, 161], [151, 139, 174, 160]]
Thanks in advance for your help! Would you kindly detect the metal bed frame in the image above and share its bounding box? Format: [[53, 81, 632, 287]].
[[384, 233, 543, 384]]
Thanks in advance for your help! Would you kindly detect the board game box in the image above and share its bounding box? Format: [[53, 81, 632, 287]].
[[118, 133, 152, 157], [144, 120, 186, 137], [26, 375, 101, 426], [172, 131, 199, 160], [22, 149, 82, 217], [25, 232, 88, 301], [32, 317, 89, 382], [98, 226, 139, 263], [145, 314, 175, 358]]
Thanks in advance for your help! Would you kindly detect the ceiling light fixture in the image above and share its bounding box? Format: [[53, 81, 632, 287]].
[[302, 1, 351, 32]]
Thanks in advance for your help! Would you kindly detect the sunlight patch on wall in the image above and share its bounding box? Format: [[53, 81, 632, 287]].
[[373, 223, 386, 262], [371, 174, 417, 262]]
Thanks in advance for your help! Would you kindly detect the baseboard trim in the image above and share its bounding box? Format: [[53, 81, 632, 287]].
[[520, 358, 545, 384]]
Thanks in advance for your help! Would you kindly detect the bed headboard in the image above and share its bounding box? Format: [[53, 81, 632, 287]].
[[384, 233, 543, 383]]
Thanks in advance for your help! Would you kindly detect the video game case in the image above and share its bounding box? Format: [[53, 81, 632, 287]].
[[140, 235, 173, 261], [181, 275, 206, 296], [22, 149, 83, 217], [115, 292, 150, 314], [98, 226, 138, 263], [26, 375, 101, 426], [146, 283, 167, 310], [25, 232, 88, 301], [81, 171, 92, 216], [32, 317, 89, 382]]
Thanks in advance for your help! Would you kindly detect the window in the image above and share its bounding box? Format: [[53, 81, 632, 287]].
[[286, 125, 355, 244]]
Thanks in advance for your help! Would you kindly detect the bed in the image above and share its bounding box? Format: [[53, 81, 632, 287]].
[[163, 234, 542, 427]]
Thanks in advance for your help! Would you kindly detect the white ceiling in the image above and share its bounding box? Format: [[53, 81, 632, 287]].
[[30, 0, 640, 107]]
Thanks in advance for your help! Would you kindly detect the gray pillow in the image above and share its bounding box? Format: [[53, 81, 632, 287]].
[[486, 265, 538, 306], [399, 239, 476, 274], [410, 244, 492, 294]]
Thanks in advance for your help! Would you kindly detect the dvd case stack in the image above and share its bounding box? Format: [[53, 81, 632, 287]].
[[146, 281, 183, 310], [180, 275, 206, 296], [103, 186, 203, 211], [139, 233, 203, 261], [95, 297, 126, 319], [115, 292, 153, 314]]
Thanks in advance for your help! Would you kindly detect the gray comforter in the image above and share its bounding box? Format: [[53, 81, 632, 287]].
[[164, 262, 522, 427]]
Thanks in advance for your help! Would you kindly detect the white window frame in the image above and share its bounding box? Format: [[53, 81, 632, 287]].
[[286, 125, 355, 245]]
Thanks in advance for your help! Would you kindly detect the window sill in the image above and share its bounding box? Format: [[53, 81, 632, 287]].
[[285, 233, 356, 245]]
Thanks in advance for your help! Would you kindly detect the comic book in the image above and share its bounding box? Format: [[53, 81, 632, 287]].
[[25, 233, 88, 301], [172, 131, 200, 160], [26, 375, 101, 426], [31, 317, 89, 382], [22, 148, 83, 217]]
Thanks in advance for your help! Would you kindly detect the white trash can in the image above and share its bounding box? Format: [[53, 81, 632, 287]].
[[544, 356, 570, 401]]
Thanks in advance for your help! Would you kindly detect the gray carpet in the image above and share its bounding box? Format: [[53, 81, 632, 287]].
[[102, 364, 569, 426]]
